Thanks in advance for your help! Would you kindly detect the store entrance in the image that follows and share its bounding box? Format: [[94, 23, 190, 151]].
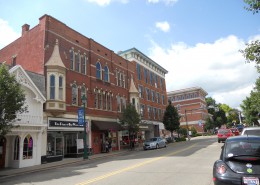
[[64, 133, 78, 157], [0, 137, 6, 168]]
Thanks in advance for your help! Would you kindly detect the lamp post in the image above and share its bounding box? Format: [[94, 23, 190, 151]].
[[185, 109, 190, 140], [184, 105, 218, 141], [82, 94, 88, 159]]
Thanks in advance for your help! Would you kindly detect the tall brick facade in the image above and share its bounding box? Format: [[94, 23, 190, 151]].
[[0, 14, 168, 163], [167, 87, 209, 133]]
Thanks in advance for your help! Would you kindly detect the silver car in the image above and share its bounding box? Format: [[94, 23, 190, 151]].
[[241, 127, 260, 136], [143, 137, 167, 150]]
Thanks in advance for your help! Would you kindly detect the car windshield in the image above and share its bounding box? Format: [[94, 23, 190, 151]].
[[149, 138, 158, 142], [225, 140, 260, 158], [243, 130, 260, 136], [218, 129, 229, 134]]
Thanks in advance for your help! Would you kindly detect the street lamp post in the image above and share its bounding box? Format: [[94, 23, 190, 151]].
[[185, 109, 190, 140], [82, 94, 88, 159], [184, 105, 218, 141]]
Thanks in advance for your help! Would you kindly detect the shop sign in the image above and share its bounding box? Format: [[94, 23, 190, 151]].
[[49, 120, 83, 127]]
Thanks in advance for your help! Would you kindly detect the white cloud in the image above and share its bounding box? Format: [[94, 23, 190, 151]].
[[0, 19, 20, 49], [148, 35, 259, 109], [155, 21, 170, 32], [85, 0, 128, 6], [147, 0, 178, 5]]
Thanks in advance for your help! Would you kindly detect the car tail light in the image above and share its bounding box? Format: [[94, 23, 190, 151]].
[[216, 165, 226, 174]]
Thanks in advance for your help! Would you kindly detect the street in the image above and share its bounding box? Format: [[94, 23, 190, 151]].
[[0, 136, 222, 185]]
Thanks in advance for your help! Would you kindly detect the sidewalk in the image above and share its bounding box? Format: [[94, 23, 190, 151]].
[[0, 148, 140, 179]]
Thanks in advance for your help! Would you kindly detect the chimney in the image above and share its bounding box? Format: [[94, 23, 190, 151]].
[[22, 24, 30, 35]]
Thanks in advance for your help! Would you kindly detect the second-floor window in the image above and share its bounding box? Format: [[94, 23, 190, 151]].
[[50, 75, 55, 100], [146, 88, 150, 101], [139, 85, 144, 98], [72, 84, 78, 105], [58, 76, 63, 100]]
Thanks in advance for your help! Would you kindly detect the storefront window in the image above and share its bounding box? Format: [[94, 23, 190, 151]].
[[14, 136, 20, 160], [23, 134, 33, 160], [47, 132, 63, 156]]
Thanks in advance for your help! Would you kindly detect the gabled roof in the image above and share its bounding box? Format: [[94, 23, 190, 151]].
[[9, 65, 46, 103]]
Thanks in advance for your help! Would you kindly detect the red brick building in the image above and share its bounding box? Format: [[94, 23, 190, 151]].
[[119, 48, 168, 139], [167, 87, 209, 133], [0, 14, 167, 163]]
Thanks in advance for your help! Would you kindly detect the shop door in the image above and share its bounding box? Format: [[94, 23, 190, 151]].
[[0, 137, 6, 168]]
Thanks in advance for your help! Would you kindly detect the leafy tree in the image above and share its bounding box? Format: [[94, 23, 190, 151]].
[[204, 116, 215, 132], [163, 101, 180, 139], [206, 97, 228, 128], [240, 40, 260, 73], [0, 64, 27, 136], [244, 0, 260, 14], [240, 0, 260, 125], [119, 104, 141, 140]]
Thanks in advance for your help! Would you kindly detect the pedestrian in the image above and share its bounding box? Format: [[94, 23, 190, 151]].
[[105, 140, 109, 153]]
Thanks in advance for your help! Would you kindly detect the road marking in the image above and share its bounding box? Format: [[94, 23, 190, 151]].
[[75, 143, 197, 185]]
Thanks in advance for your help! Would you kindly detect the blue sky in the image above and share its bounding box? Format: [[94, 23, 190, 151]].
[[0, 0, 260, 109]]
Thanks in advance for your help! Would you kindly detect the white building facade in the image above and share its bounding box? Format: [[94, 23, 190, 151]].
[[2, 65, 46, 168]]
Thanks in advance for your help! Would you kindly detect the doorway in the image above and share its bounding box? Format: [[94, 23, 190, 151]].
[[0, 137, 6, 168]]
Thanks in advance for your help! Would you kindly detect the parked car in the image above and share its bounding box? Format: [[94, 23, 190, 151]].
[[241, 127, 260, 136], [217, 129, 233, 143], [236, 124, 244, 132], [230, 128, 240, 136], [143, 137, 166, 150], [213, 136, 260, 185]]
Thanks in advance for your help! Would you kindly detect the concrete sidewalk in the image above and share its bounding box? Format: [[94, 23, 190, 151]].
[[0, 148, 137, 179]]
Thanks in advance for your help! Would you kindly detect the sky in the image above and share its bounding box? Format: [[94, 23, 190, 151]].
[[0, 0, 260, 109]]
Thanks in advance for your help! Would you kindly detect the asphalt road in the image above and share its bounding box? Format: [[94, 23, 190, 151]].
[[0, 136, 222, 185]]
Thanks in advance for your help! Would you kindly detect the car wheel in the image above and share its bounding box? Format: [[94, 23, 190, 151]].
[[156, 144, 159, 149], [164, 144, 167, 148]]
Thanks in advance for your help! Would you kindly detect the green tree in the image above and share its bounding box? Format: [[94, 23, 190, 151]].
[[163, 101, 180, 139], [119, 104, 141, 140], [240, 0, 260, 125], [0, 64, 27, 136], [244, 0, 260, 14], [206, 97, 228, 128]]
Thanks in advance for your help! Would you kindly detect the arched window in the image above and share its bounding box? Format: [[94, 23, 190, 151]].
[[99, 91, 102, 109], [59, 76, 63, 100], [117, 96, 121, 112], [82, 55, 87, 75], [23, 134, 33, 159], [14, 136, 20, 160], [103, 92, 107, 110], [75, 53, 80, 72], [72, 83, 78, 105], [108, 93, 112, 111], [94, 90, 98, 109], [50, 75, 55, 100], [81, 86, 87, 106], [70, 50, 74, 70], [96, 62, 102, 80], [104, 66, 109, 82]]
